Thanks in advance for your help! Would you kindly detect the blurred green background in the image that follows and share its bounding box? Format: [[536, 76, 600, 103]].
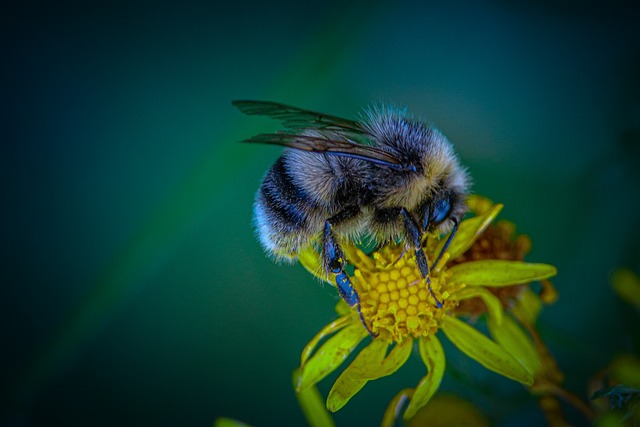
[[2, 1, 639, 426]]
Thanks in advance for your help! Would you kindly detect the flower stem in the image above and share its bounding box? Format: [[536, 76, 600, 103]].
[[535, 379, 596, 422]]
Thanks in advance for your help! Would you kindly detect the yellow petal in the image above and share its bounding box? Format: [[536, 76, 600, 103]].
[[292, 369, 336, 427], [300, 315, 351, 366], [334, 300, 351, 316], [466, 194, 495, 216], [382, 388, 414, 427], [432, 252, 451, 273], [455, 287, 503, 326], [448, 260, 557, 287], [611, 268, 640, 310], [442, 316, 533, 385], [439, 204, 503, 261], [511, 288, 543, 325], [297, 323, 369, 392], [298, 246, 330, 283], [359, 338, 413, 379], [327, 339, 412, 411], [404, 334, 446, 419], [342, 243, 376, 271], [326, 340, 387, 412], [488, 314, 542, 377]]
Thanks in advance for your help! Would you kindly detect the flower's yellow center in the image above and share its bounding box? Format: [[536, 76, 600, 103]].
[[351, 245, 460, 342]]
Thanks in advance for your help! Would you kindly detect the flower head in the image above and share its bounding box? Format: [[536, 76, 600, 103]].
[[295, 195, 557, 421], [348, 242, 461, 342]]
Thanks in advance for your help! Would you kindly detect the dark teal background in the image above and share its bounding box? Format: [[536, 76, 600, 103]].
[[2, 1, 639, 426]]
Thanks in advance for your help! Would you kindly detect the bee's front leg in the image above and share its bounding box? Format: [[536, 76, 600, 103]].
[[323, 208, 375, 336], [400, 208, 443, 308]]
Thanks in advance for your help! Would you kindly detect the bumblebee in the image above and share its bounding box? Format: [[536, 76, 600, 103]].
[[233, 100, 470, 331]]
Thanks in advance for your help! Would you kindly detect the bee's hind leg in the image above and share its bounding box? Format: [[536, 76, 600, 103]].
[[323, 207, 376, 336], [400, 208, 443, 308]]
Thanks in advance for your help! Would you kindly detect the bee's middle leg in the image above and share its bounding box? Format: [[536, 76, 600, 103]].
[[323, 207, 375, 335]]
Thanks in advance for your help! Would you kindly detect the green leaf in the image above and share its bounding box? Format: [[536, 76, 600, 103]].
[[293, 369, 336, 427], [297, 323, 369, 392], [488, 314, 542, 376], [438, 203, 503, 261], [442, 316, 533, 385], [327, 339, 412, 412], [448, 260, 557, 287], [404, 334, 446, 419]]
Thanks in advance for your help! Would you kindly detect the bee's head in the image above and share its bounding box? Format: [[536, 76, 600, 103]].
[[420, 172, 469, 235], [413, 124, 470, 234]]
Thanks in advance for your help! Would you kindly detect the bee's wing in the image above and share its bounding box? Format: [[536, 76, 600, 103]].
[[232, 100, 365, 134], [243, 132, 415, 171]]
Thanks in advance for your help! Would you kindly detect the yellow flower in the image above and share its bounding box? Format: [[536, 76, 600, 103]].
[[295, 195, 558, 421]]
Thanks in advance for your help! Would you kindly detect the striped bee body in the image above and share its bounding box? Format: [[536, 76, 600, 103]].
[[255, 149, 373, 260], [234, 100, 470, 334]]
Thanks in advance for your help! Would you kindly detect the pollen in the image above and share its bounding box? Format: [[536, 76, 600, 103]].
[[352, 244, 458, 342]]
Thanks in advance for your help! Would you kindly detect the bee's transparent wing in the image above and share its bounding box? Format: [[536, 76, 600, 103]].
[[232, 100, 365, 134], [243, 132, 415, 171]]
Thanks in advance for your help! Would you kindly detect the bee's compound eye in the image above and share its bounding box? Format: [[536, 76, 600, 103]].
[[431, 196, 451, 225]]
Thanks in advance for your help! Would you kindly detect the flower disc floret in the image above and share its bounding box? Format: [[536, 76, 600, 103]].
[[352, 245, 462, 342]]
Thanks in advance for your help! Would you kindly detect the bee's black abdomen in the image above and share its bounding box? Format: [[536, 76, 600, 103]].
[[259, 156, 311, 229]]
